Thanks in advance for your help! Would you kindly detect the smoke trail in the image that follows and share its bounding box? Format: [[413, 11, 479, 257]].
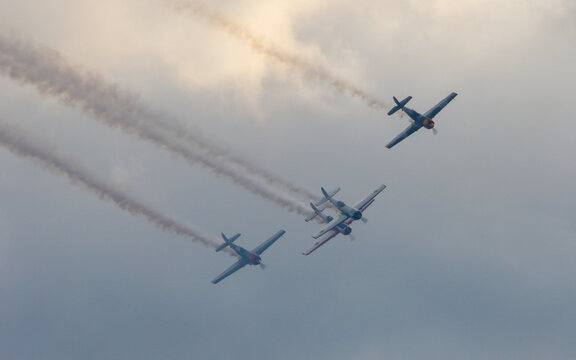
[[0, 121, 232, 253], [0, 34, 316, 217], [163, 0, 393, 111]]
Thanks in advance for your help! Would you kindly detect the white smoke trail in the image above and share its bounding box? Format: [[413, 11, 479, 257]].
[[163, 0, 393, 111], [0, 121, 234, 254], [0, 34, 316, 217]]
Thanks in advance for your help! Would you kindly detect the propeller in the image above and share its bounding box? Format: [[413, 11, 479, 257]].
[[361, 217, 368, 224], [432, 128, 439, 135], [350, 235, 356, 242], [259, 263, 267, 270]]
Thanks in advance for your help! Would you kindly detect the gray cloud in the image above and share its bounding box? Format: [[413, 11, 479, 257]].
[[1, 1, 575, 359]]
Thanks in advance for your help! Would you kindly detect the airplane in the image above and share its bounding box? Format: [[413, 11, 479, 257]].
[[303, 184, 386, 255], [385, 92, 458, 149], [211, 230, 286, 284], [303, 204, 354, 256]]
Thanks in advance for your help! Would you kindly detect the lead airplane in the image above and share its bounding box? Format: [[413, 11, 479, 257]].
[[303, 184, 387, 255], [386, 92, 458, 149], [211, 230, 286, 284]]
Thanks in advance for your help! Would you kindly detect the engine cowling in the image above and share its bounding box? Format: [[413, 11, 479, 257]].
[[335, 200, 362, 220], [340, 225, 352, 235], [423, 118, 435, 129], [248, 253, 262, 265]]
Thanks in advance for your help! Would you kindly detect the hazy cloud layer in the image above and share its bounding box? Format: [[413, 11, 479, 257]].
[[1, 1, 575, 359]]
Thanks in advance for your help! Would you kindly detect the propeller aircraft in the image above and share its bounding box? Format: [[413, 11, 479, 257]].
[[211, 230, 286, 284], [386, 92, 457, 149], [303, 184, 386, 255]]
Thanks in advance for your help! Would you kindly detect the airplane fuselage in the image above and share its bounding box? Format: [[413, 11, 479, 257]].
[[247, 253, 262, 265], [322, 212, 352, 235], [229, 243, 262, 265], [335, 200, 362, 220], [402, 107, 434, 129], [315, 210, 352, 235]]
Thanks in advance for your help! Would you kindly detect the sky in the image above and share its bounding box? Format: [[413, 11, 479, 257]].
[[1, 0, 575, 359]]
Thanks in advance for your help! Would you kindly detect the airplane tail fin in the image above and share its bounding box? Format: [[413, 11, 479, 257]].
[[305, 203, 333, 223], [305, 203, 321, 222], [387, 96, 412, 115], [320, 187, 331, 200], [311, 187, 340, 208], [216, 233, 241, 252]]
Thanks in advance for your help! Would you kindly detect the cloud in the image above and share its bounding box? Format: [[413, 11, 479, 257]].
[[1, 1, 576, 360]]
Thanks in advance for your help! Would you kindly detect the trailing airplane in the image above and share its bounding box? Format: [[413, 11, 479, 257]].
[[306, 187, 341, 210], [211, 230, 286, 284], [386, 92, 458, 149], [303, 184, 386, 255]]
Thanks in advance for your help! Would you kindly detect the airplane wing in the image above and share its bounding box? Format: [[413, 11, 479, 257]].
[[352, 184, 387, 211], [303, 230, 339, 256], [386, 122, 422, 149], [423, 92, 458, 119], [211, 258, 248, 284], [251, 229, 286, 255], [312, 213, 349, 239]]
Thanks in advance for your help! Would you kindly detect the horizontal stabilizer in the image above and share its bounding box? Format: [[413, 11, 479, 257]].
[[387, 96, 412, 116], [216, 233, 241, 252]]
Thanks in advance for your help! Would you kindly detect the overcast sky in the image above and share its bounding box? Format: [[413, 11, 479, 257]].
[[1, 1, 575, 359]]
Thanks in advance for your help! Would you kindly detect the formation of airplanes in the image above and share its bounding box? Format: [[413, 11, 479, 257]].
[[212, 92, 457, 283], [303, 184, 387, 255]]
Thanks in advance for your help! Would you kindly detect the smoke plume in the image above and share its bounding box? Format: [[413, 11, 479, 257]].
[[0, 121, 230, 253], [163, 0, 392, 111], [0, 34, 316, 217]]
